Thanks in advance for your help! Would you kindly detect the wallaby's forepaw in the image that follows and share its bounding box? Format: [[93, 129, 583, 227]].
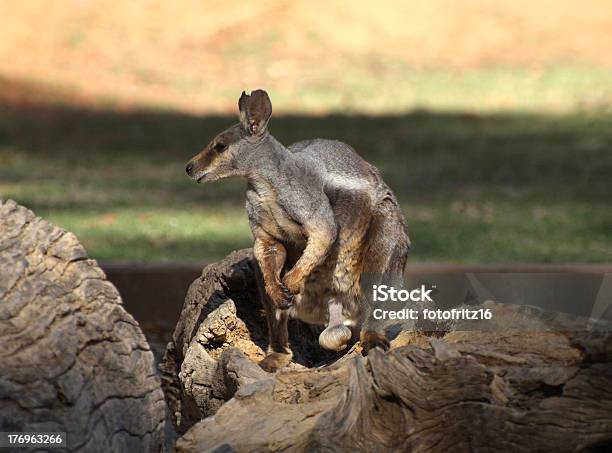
[[361, 331, 390, 356], [275, 285, 294, 310], [319, 325, 352, 352], [259, 352, 292, 373], [282, 269, 303, 295]]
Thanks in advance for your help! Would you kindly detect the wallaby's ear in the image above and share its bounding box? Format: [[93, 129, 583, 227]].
[[238, 91, 249, 123], [238, 89, 272, 136]]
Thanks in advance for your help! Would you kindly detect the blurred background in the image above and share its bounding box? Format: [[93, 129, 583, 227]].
[[1, 0, 611, 264]]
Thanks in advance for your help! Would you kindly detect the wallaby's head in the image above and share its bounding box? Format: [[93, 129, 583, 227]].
[[185, 89, 273, 183]]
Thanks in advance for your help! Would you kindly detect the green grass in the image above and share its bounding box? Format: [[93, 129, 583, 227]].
[[272, 66, 612, 114], [1, 106, 611, 263]]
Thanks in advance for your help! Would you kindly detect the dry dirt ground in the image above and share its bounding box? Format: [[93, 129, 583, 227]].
[[1, 0, 612, 113]]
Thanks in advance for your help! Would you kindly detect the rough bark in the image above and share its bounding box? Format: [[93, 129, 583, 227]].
[[164, 248, 612, 452], [0, 200, 166, 452]]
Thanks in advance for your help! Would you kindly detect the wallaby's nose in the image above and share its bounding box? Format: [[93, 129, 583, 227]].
[[185, 162, 194, 176]]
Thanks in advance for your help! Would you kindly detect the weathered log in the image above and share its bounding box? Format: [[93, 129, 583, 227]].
[[160, 249, 340, 433], [0, 200, 166, 452], [164, 248, 612, 452]]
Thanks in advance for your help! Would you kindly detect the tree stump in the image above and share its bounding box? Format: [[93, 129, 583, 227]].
[[0, 200, 166, 452], [160, 249, 340, 433], [163, 248, 612, 452]]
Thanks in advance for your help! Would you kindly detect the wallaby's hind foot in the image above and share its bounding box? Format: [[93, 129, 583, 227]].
[[259, 352, 292, 373], [319, 325, 352, 351], [361, 330, 390, 355]]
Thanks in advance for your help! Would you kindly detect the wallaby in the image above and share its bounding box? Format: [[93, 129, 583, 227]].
[[186, 89, 411, 372]]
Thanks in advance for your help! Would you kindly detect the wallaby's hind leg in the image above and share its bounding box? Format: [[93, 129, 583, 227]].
[[360, 197, 410, 355], [253, 247, 293, 372], [259, 307, 292, 372], [322, 190, 371, 351]]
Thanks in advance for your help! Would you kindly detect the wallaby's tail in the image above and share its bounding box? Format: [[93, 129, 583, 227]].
[[359, 188, 411, 343], [364, 186, 410, 279]]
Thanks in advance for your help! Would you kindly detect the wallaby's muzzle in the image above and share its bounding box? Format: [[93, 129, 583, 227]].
[[185, 162, 194, 176], [185, 157, 210, 183]]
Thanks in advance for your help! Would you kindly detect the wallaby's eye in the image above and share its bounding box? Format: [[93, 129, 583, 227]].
[[213, 142, 227, 152]]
